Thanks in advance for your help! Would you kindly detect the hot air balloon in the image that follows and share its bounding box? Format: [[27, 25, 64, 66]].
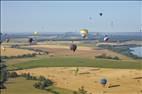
[[100, 78, 107, 87], [104, 35, 109, 42], [28, 38, 34, 45], [80, 29, 88, 39], [33, 31, 38, 36], [94, 32, 99, 37], [99, 13, 103, 16], [70, 44, 77, 52], [33, 31, 39, 43]]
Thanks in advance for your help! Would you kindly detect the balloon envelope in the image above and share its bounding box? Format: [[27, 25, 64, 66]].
[[104, 35, 109, 42], [29, 38, 34, 44], [33, 32, 38, 36], [99, 13, 103, 16], [100, 79, 107, 85], [104, 37, 109, 42], [80, 29, 88, 38], [94, 32, 99, 37], [70, 44, 77, 52]]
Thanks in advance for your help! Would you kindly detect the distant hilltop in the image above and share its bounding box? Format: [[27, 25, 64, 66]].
[[2, 32, 142, 42]]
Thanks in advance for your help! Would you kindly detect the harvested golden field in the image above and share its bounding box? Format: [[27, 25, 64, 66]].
[[0, 47, 36, 57], [29, 44, 130, 60], [17, 67, 142, 94]]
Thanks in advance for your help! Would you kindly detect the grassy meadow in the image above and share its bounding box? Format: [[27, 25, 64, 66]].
[[7, 57, 142, 71]]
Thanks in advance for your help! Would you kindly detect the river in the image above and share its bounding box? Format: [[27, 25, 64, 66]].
[[130, 46, 142, 57]]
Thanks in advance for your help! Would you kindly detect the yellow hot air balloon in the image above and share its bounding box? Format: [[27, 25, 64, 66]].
[[80, 29, 88, 38]]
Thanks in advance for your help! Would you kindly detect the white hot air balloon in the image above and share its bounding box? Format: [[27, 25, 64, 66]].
[[104, 35, 109, 42], [33, 31, 38, 36]]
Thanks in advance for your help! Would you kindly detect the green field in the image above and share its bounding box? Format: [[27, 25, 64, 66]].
[[8, 57, 142, 70], [1, 77, 73, 94]]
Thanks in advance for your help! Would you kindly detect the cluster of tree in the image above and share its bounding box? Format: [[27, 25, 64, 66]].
[[0, 59, 8, 89], [73, 86, 92, 94], [33, 79, 53, 90], [21, 73, 38, 80], [8, 72, 18, 78], [95, 54, 119, 60], [0, 53, 36, 59], [20, 73, 53, 90], [11, 44, 20, 48], [0, 72, 19, 89], [33, 75, 53, 89], [20, 47, 49, 55]]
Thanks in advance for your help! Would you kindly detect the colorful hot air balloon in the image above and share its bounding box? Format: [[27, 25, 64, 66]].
[[80, 29, 89, 39], [70, 44, 77, 52], [100, 78, 107, 87], [104, 35, 109, 42], [28, 38, 34, 45], [99, 13, 103, 16]]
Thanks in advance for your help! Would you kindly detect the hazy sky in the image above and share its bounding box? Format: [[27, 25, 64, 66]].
[[1, 1, 142, 33]]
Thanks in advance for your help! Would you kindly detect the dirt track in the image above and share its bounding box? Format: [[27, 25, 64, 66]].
[[17, 67, 142, 94]]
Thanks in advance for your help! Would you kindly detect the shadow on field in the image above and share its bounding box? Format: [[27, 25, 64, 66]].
[[89, 68, 100, 71], [108, 84, 120, 88], [133, 77, 142, 79], [46, 88, 59, 94]]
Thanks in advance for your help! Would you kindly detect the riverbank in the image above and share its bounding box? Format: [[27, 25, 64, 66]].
[[130, 47, 142, 58], [98, 45, 142, 59]]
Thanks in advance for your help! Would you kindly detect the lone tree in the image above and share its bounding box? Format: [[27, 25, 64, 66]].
[[0, 58, 8, 89], [73, 86, 92, 94], [74, 67, 79, 76], [33, 78, 53, 90], [8, 72, 18, 78], [78, 86, 88, 94]]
